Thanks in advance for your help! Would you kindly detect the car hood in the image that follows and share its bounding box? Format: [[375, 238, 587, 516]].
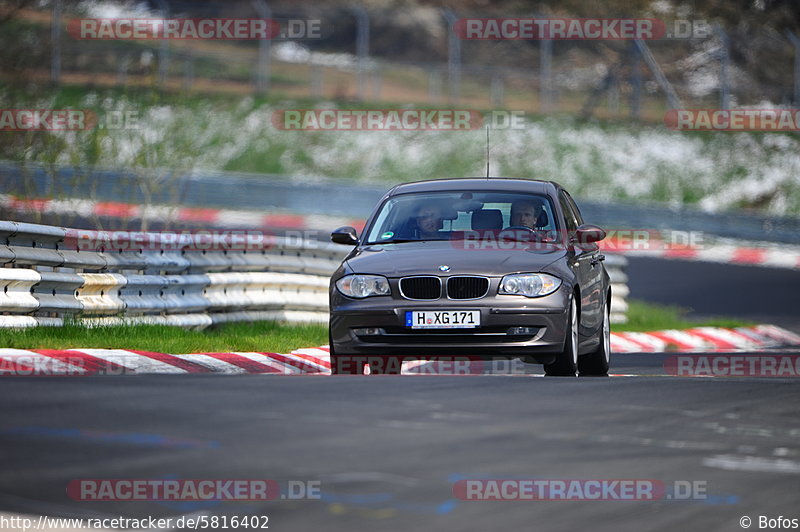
[[345, 241, 567, 277]]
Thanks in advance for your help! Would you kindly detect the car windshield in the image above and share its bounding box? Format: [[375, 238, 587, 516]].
[[364, 191, 559, 244]]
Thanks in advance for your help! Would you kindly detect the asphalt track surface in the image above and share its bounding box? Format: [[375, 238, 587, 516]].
[[1, 352, 799, 532], [626, 256, 800, 331]]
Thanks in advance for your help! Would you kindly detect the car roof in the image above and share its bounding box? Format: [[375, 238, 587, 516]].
[[386, 177, 559, 197]]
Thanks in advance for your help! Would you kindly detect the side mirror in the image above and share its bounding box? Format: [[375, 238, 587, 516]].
[[575, 224, 606, 244], [331, 226, 359, 246]]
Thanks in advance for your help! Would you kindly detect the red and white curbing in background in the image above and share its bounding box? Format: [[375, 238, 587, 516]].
[[0, 193, 365, 233], [3, 193, 800, 269], [1, 325, 799, 376], [0, 347, 333, 376], [598, 238, 800, 269], [610, 324, 800, 353]]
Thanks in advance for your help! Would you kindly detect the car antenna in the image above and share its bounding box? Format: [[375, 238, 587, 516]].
[[485, 126, 490, 179]]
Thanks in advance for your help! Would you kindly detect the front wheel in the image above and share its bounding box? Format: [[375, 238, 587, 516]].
[[328, 332, 365, 375], [578, 298, 610, 377], [544, 298, 578, 377]]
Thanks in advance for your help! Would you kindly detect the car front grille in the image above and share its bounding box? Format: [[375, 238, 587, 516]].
[[399, 276, 441, 300], [447, 276, 489, 299]]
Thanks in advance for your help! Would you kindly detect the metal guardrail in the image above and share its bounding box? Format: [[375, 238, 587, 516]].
[[0, 220, 629, 328], [0, 221, 347, 328], [604, 253, 629, 324]]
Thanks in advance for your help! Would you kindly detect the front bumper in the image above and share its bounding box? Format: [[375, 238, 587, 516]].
[[330, 284, 571, 358]]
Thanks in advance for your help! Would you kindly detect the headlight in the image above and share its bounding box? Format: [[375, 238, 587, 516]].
[[499, 273, 561, 298], [336, 274, 391, 298]]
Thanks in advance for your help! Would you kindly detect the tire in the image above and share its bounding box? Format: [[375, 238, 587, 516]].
[[544, 298, 578, 377], [328, 332, 365, 375], [578, 298, 610, 377]]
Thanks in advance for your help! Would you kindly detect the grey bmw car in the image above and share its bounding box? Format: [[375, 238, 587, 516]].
[[328, 178, 611, 376]]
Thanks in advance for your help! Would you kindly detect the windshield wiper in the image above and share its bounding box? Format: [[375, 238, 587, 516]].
[[369, 238, 420, 244]]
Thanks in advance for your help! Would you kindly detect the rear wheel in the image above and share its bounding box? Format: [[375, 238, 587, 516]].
[[578, 298, 610, 377], [544, 298, 578, 377], [328, 332, 365, 375]]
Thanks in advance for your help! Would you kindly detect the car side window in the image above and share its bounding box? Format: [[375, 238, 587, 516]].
[[563, 191, 584, 226], [558, 191, 578, 233]]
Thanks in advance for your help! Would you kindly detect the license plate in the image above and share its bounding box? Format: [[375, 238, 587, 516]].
[[405, 310, 480, 329]]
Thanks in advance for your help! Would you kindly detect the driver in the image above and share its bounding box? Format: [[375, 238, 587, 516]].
[[407, 201, 444, 239], [509, 199, 541, 229], [415, 202, 443, 238]]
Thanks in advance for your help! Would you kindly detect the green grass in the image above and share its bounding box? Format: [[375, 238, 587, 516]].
[[3, 82, 800, 216], [0, 302, 756, 353], [613, 299, 755, 333], [0, 321, 328, 354]]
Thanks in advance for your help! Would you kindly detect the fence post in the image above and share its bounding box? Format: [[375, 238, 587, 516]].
[[633, 39, 682, 110], [252, 0, 271, 93], [155, 0, 170, 87], [490, 73, 504, 107], [608, 74, 620, 115], [183, 53, 195, 91], [717, 25, 730, 110], [372, 68, 382, 101], [786, 31, 800, 107], [310, 65, 323, 98], [351, 7, 370, 101], [629, 42, 641, 120], [51, 0, 62, 85], [117, 53, 131, 86], [428, 68, 443, 103], [443, 9, 461, 105], [539, 37, 553, 112]]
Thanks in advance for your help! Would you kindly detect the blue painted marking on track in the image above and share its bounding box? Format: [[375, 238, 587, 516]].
[[436, 499, 459, 514]]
